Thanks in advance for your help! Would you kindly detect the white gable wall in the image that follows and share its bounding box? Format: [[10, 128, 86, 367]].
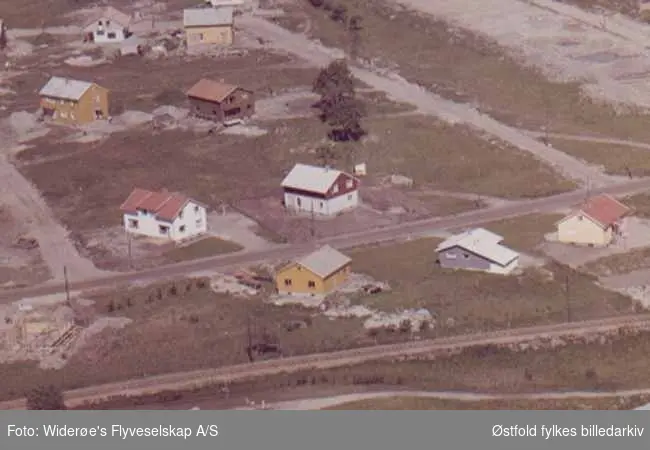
[[284, 190, 359, 216], [123, 201, 207, 241], [488, 257, 519, 275], [89, 17, 128, 43]]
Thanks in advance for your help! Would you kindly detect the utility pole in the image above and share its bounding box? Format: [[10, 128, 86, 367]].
[[246, 314, 254, 363], [63, 265, 71, 306], [565, 274, 572, 323], [310, 201, 315, 239], [127, 232, 133, 269]]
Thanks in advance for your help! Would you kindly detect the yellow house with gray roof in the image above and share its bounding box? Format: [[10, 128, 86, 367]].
[[275, 245, 351, 295]]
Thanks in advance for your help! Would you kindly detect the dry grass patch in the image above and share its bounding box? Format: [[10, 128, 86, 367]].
[[623, 193, 650, 218], [557, 0, 638, 16], [581, 247, 650, 276], [348, 238, 633, 333], [479, 213, 565, 254], [324, 396, 645, 410], [280, 0, 650, 140], [549, 138, 650, 177], [163, 237, 244, 263]]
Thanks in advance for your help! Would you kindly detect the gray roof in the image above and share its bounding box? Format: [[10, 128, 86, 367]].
[[295, 245, 351, 278], [436, 228, 519, 266], [39, 76, 94, 101], [183, 7, 234, 27]]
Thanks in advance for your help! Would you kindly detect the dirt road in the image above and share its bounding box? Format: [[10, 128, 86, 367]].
[[239, 14, 615, 187], [235, 389, 650, 410], [2, 312, 650, 410], [2, 176, 650, 303], [0, 151, 104, 283]]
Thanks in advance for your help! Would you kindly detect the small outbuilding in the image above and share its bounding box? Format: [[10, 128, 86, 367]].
[[275, 245, 351, 295], [555, 194, 631, 247], [436, 228, 519, 275], [83, 6, 132, 43]]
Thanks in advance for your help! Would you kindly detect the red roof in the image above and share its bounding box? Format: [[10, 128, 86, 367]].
[[120, 188, 203, 222], [578, 194, 631, 229]]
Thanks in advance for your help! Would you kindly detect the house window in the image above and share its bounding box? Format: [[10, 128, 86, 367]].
[[346, 179, 354, 189], [159, 225, 169, 235], [296, 197, 302, 207], [446, 252, 457, 259], [179, 225, 186, 233], [308, 281, 316, 288], [128, 219, 139, 229], [196, 218, 202, 226], [213, 110, 218, 115], [348, 194, 352, 200], [284, 278, 292, 286], [578, 215, 583, 221], [319, 202, 324, 209], [194, 205, 200, 213], [463, 253, 470, 259], [332, 184, 339, 194], [178, 210, 183, 219], [96, 30, 105, 35], [106, 20, 111, 26], [98, 20, 103, 25], [107, 32, 116, 39]]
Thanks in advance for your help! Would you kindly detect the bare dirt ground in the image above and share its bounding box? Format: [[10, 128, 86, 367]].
[[390, 0, 650, 111]]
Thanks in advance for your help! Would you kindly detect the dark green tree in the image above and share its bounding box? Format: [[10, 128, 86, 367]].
[[313, 60, 365, 141]]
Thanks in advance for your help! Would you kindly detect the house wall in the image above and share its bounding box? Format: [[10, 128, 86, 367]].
[[437, 246, 492, 271], [188, 88, 255, 122], [322, 263, 351, 292], [557, 215, 612, 246], [40, 84, 109, 125], [185, 25, 233, 46], [283, 189, 359, 216], [489, 258, 519, 275], [123, 202, 207, 241]]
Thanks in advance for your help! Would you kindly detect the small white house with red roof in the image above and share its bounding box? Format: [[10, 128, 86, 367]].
[[280, 163, 360, 216], [556, 194, 631, 247], [120, 188, 208, 241]]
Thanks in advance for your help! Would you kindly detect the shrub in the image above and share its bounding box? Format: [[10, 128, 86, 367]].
[[26, 385, 66, 410]]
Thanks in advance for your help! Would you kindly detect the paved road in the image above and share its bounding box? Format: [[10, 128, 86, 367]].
[[2, 312, 650, 409], [3, 177, 650, 303]]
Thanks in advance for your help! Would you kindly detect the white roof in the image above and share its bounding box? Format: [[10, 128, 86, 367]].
[[295, 245, 351, 278], [635, 402, 650, 410], [281, 163, 347, 194], [183, 7, 234, 27], [39, 76, 94, 101], [436, 228, 519, 266]]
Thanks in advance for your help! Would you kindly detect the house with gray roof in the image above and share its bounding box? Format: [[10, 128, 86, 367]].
[[275, 245, 352, 295], [436, 228, 519, 275], [38, 76, 109, 125], [281, 163, 360, 217], [183, 6, 234, 47]]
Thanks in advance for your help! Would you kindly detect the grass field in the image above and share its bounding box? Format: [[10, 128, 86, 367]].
[[277, 0, 650, 140], [623, 193, 650, 218], [347, 237, 633, 334], [463, 213, 564, 255], [581, 247, 650, 276], [82, 329, 650, 410], [548, 139, 650, 177], [163, 237, 244, 263], [324, 396, 647, 410], [16, 114, 574, 235]]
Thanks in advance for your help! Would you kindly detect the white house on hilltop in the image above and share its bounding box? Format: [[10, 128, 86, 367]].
[[281, 163, 360, 217], [83, 6, 132, 44], [120, 188, 208, 241]]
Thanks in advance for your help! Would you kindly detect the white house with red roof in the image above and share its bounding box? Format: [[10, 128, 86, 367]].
[[280, 163, 360, 216], [556, 194, 631, 247], [120, 188, 208, 241]]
